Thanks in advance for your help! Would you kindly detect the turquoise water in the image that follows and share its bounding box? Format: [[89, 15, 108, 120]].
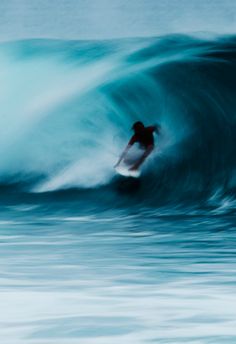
[[1, 35, 236, 343], [1, 204, 236, 343]]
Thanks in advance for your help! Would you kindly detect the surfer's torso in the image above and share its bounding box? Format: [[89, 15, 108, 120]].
[[129, 126, 155, 148]]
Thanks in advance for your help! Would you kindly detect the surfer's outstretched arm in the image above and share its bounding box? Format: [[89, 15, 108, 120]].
[[129, 145, 154, 171], [154, 124, 161, 134], [114, 144, 132, 168]]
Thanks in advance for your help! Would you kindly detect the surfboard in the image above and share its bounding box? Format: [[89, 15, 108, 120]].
[[115, 147, 143, 178], [115, 165, 141, 178]]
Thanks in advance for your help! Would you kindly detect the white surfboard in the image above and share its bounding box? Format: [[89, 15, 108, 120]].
[[115, 165, 141, 178], [115, 146, 144, 178]]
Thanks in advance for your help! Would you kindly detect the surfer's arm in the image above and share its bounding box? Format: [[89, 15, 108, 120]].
[[149, 124, 161, 134], [114, 144, 132, 167], [114, 135, 137, 167], [129, 145, 154, 171]]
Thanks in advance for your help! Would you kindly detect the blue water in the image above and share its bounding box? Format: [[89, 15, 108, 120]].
[[1, 35, 236, 343]]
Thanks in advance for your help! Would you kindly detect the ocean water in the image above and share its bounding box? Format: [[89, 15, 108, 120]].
[[1, 35, 236, 343]]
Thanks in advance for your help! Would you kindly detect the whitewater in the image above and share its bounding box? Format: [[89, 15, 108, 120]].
[[1, 35, 236, 344]]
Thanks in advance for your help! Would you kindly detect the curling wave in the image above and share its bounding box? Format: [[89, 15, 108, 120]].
[[1, 35, 236, 205]]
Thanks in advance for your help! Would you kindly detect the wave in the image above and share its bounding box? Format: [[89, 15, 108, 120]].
[[1, 35, 236, 206]]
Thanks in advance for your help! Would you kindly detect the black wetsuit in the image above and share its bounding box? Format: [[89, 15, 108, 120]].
[[129, 126, 155, 148]]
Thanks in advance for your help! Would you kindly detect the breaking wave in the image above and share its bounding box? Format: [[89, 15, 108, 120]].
[[1, 35, 236, 207]]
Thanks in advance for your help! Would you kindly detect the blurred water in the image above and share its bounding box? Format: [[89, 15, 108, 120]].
[[1, 35, 236, 343], [1, 207, 236, 344]]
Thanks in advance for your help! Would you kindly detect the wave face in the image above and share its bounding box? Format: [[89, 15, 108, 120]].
[[1, 35, 236, 206]]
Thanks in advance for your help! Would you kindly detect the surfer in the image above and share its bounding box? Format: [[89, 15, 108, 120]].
[[115, 121, 160, 171]]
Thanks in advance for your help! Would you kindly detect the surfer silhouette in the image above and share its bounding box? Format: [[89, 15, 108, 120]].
[[115, 121, 160, 171]]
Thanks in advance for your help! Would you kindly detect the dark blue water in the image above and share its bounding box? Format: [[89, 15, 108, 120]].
[[1, 35, 236, 343]]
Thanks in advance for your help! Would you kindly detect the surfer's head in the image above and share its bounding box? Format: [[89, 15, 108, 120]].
[[132, 121, 145, 133]]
